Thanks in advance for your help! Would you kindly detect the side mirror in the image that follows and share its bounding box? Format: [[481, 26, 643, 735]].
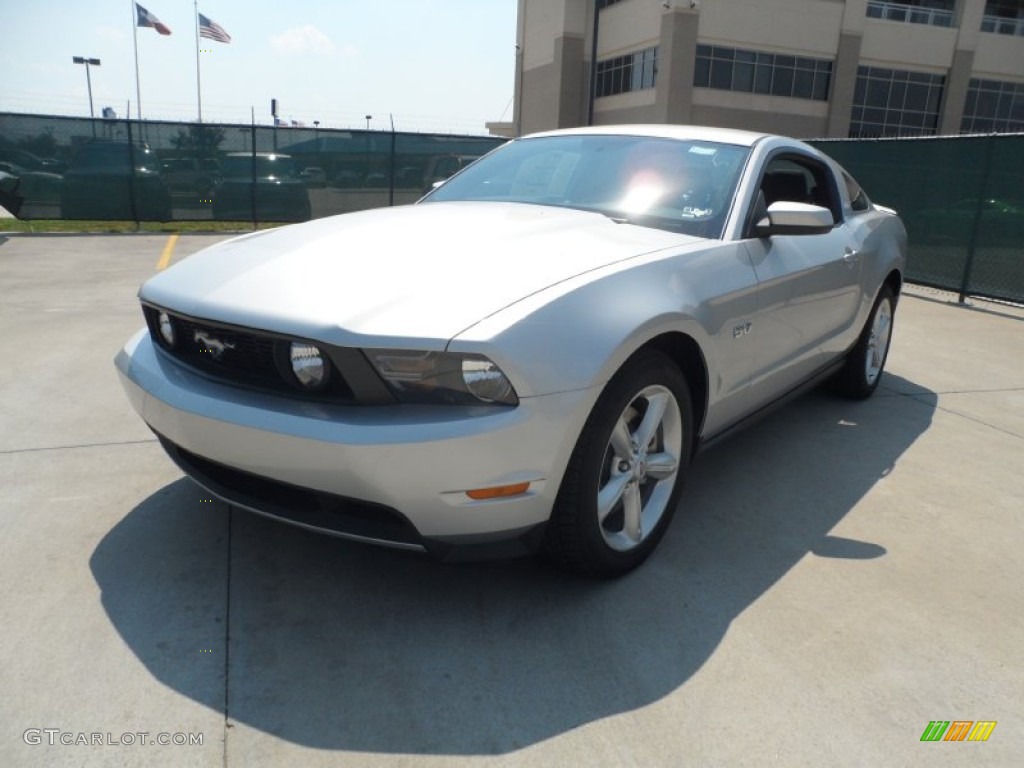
[[756, 201, 834, 237]]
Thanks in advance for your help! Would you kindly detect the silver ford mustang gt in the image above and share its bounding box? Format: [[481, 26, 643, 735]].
[[115, 125, 906, 576]]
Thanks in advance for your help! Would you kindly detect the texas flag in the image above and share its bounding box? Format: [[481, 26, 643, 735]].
[[136, 3, 171, 35]]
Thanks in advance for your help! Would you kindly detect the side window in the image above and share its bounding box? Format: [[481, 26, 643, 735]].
[[842, 170, 871, 212], [759, 155, 842, 222]]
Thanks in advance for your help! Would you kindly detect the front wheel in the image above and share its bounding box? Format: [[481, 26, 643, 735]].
[[832, 284, 896, 399], [544, 351, 693, 577]]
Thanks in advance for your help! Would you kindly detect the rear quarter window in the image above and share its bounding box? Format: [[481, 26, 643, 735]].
[[843, 171, 871, 212]]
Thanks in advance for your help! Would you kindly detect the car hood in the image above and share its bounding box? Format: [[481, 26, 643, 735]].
[[140, 201, 699, 346]]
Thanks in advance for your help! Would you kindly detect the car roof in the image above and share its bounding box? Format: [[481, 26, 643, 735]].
[[523, 124, 772, 148]]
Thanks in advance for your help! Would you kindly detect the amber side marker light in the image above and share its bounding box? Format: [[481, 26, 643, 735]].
[[466, 482, 531, 500]]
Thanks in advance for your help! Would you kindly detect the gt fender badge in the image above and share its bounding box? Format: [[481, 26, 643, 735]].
[[732, 321, 752, 338]]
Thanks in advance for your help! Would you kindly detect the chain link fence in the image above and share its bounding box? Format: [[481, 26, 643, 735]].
[[811, 133, 1024, 305], [1, 112, 1021, 304], [0, 112, 503, 225]]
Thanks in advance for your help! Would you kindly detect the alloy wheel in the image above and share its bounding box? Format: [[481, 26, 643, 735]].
[[596, 385, 683, 552], [865, 297, 893, 386]]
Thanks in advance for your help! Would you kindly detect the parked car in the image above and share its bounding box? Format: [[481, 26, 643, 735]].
[[395, 165, 424, 188], [0, 161, 63, 206], [116, 125, 906, 575], [422, 153, 482, 194], [0, 147, 66, 174], [212, 152, 311, 222], [60, 140, 171, 220], [299, 166, 327, 188], [329, 169, 362, 188], [0, 167, 20, 216], [160, 156, 220, 199]]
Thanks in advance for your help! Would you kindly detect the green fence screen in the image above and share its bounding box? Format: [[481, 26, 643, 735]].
[[811, 134, 1024, 304], [1, 112, 1020, 304], [0, 112, 504, 225]]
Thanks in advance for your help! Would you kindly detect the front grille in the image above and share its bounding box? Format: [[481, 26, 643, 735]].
[[142, 304, 357, 401], [174, 315, 279, 381], [156, 432, 425, 550]]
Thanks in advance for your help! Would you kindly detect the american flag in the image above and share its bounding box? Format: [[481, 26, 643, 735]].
[[199, 13, 231, 44], [136, 3, 171, 35]]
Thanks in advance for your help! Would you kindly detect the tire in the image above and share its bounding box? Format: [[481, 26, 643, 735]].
[[832, 284, 896, 400], [544, 350, 693, 577]]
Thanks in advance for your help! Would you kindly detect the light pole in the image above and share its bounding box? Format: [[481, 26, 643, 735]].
[[587, 2, 600, 126], [313, 120, 320, 153], [72, 56, 101, 118]]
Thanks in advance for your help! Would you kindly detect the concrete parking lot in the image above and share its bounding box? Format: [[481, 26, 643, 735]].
[[1, 233, 1022, 767]]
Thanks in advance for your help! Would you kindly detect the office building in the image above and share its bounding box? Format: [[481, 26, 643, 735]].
[[490, 0, 1024, 138]]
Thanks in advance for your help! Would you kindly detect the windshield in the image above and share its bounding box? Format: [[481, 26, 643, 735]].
[[73, 143, 161, 173], [221, 155, 298, 179], [423, 135, 750, 238]]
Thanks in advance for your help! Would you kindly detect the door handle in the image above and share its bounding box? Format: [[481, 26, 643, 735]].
[[842, 247, 860, 265]]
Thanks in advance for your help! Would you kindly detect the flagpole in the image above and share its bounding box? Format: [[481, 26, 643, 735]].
[[194, 0, 202, 122], [131, 1, 142, 119]]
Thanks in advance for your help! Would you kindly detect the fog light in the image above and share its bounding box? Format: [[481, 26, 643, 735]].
[[158, 311, 175, 347], [289, 342, 327, 389]]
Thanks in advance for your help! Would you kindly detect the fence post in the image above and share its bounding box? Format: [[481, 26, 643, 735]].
[[388, 126, 396, 207], [250, 124, 257, 230], [126, 118, 140, 227], [958, 134, 996, 304]]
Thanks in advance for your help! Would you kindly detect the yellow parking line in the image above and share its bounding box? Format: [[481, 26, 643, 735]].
[[156, 234, 180, 270]]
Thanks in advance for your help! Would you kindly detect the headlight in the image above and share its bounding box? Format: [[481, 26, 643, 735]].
[[289, 342, 328, 390], [462, 357, 517, 404], [367, 349, 518, 406], [157, 311, 176, 347]]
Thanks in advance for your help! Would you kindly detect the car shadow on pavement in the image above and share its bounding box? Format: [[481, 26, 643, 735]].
[[90, 374, 935, 755]]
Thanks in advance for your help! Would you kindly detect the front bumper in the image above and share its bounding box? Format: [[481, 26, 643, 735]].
[[115, 329, 595, 557]]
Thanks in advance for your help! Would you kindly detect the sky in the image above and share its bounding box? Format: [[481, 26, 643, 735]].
[[0, 0, 518, 134]]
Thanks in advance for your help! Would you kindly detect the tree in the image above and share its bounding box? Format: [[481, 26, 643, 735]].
[[169, 125, 226, 158], [17, 129, 60, 160]]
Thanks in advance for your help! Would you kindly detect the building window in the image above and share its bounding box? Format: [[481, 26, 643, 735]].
[[866, 0, 956, 28], [981, 0, 1024, 36], [596, 47, 658, 98], [693, 45, 832, 101], [961, 79, 1024, 132], [849, 66, 946, 137]]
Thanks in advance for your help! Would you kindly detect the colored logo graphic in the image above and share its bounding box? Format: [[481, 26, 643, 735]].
[[920, 721, 996, 742]]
